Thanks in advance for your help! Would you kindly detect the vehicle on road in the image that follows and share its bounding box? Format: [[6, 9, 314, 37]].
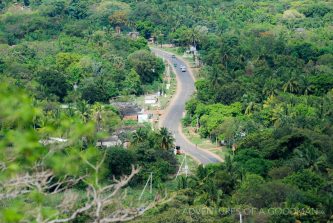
[[174, 63, 177, 67], [174, 146, 184, 155], [181, 67, 186, 72], [171, 55, 176, 58]]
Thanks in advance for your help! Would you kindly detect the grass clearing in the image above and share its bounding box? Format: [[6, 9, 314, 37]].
[[183, 126, 228, 160], [118, 153, 198, 208], [159, 71, 177, 110], [156, 46, 196, 66], [176, 153, 199, 174]]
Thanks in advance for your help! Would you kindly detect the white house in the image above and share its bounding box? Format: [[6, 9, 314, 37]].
[[138, 114, 149, 123]]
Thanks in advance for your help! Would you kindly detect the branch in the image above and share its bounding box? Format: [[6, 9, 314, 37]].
[[47, 166, 140, 223], [0, 170, 85, 201], [100, 194, 176, 223], [47, 201, 93, 223]]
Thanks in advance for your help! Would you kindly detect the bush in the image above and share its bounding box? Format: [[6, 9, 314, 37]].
[[80, 77, 118, 103], [105, 147, 136, 178]]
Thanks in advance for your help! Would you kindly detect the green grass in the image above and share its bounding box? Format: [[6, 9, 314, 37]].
[[118, 154, 198, 207], [134, 63, 176, 110], [183, 126, 228, 160], [132, 61, 177, 132], [155, 46, 196, 65], [120, 185, 158, 207], [176, 153, 199, 174], [159, 72, 177, 110]]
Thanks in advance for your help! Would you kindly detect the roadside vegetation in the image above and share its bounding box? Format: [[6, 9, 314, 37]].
[[129, 0, 333, 222]]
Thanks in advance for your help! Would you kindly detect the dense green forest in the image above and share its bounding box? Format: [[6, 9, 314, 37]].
[[130, 0, 333, 222], [0, 0, 175, 222], [0, 0, 165, 103], [1, 0, 333, 222]]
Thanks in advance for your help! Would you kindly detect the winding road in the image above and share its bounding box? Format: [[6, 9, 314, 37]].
[[152, 47, 222, 164]]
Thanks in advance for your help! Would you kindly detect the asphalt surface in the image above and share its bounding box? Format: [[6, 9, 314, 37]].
[[152, 48, 221, 164]]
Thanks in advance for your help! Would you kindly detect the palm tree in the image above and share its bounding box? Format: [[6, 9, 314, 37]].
[[76, 101, 90, 123], [158, 127, 174, 150], [188, 27, 199, 48], [303, 84, 315, 95], [300, 77, 315, 95], [242, 94, 258, 115], [91, 103, 103, 132], [294, 146, 322, 171], [177, 176, 189, 189], [271, 105, 289, 127], [244, 101, 256, 115], [177, 175, 199, 190], [282, 77, 300, 93], [263, 78, 280, 97], [132, 128, 148, 145], [221, 51, 230, 71], [208, 69, 223, 89]]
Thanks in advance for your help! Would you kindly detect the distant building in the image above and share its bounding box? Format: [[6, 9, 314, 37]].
[[111, 102, 142, 122], [190, 45, 197, 54], [97, 126, 137, 148], [144, 95, 158, 105], [295, 28, 307, 38], [148, 37, 155, 44], [295, 28, 306, 33], [112, 102, 141, 115], [128, 32, 140, 39], [138, 113, 149, 123], [123, 115, 138, 122], [115, 26, 121, 34], [39, 137, 68, 146], [97, 135, 122, 148]]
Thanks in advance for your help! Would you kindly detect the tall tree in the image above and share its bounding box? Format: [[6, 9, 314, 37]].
[[158, 127, 174, 150]]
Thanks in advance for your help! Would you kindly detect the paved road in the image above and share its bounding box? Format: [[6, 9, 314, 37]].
[[152, 47, 221, 164]]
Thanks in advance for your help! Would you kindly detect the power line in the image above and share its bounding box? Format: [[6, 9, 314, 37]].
[[138, 172, 153, 201]]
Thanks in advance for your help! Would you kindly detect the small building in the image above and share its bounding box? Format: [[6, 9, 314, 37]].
[[115, 26, 121, 34], [123, 115, 138, 122], [190, 45, 197, 54], [39, 137, 68, 146], [148, 37, 155, 44], [144, 95, 158, 105], [138, 113, 149, 123], [295, 28, 306, 33], [111, 102, 142, 121], [97, 135, 122, 148], [295, 28, 307, 38], [113, 102, 141, 116], [128, 32, 140, 39]]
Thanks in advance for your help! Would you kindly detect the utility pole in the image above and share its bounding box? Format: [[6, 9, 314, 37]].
[[176, 154, 188, 178], [184, 154, 188, 177], [139, 172, 153, 201], [149, 172, 153, 194]]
